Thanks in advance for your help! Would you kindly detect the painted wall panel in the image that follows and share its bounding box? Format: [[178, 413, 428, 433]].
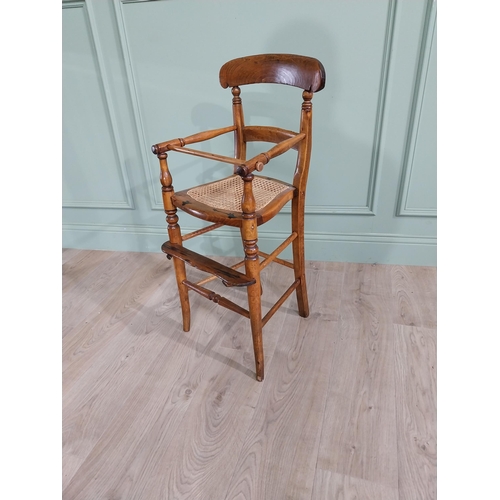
[[62, 0, 437, 265], [118, 0, 392, 214], [404, 14, 437, 214], [62, 1, 133, 208]]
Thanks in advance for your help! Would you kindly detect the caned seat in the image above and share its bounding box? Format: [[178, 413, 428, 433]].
[[151, 54, 326, 381], [173, 174, 295, 227]]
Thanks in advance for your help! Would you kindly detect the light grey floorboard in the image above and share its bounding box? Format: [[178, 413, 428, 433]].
[[62, 251, 437, 500]]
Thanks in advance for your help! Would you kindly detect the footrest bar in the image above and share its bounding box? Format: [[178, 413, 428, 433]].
[[196, 259, 246, 287], [183, 280, 250, 318], [162, 242, 255, 287]]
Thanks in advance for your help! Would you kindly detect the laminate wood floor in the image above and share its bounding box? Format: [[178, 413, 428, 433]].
[[62, 249, 436, 500]]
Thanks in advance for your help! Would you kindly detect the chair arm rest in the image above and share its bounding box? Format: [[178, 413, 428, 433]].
[[235, 133, 306, 176], [151, 125, 237, 155]]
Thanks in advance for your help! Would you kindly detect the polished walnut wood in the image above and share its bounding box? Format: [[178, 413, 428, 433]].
[[234, 132, 305, 177], [258, 233, 297, 272], [259, 250, 295, 270], [195, 258, 246, 287], [244, 125, 302, 149], [219, 53, 326, 92], [167, 145, 247, 167], [162, 242, 255, 287], [262, 278, 301, 327], [181, 222, 223, 241], [232, 86, 246, 171], [151, 125, 237, 155], [152, 54, 326, 380], [159, 152, 191, 332], [182, 280, 250, 318]]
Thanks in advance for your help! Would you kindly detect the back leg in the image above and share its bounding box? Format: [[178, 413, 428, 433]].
[[291, 196, 309, 317]]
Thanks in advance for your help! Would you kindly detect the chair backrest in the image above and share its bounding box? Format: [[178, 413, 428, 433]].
[[219, 54, 326, 192], [219, 53, 326, 92]]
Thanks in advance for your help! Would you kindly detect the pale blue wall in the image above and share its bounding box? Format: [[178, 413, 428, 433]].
[[62, 0, 436, 265]]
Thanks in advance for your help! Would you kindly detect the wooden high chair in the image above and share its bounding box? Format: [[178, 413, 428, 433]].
[[151, 54, 326, 381]]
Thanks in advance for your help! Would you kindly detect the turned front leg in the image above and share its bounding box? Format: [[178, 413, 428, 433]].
[[241, 173, 264, 381], [158, 152, 191, 331]]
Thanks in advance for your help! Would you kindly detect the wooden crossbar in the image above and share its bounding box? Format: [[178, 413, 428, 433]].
[[243, 126, 302, 150], [262, 278, 301, 327], [168, 146, 246, 166], [191, 231, 296, 287], [183, 280, 250, 318], [259, 232, 297, 271], [182, 223, 223, 241], [259, 252, 294, 270], [236, 133, 306, 176]]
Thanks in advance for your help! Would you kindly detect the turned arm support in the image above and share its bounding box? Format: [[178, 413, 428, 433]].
[[151, 125, 237, 155], [235, 132, 305, 177]]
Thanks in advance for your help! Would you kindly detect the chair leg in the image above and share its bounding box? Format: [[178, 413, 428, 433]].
[[167, 210, 191, 332], [172, 255, 191, 332], [291, 196, 309, 318], [247, 279, 264, 381], [158, 152, 191, 332], [240, 173, 264, 381], [241, 230, 264, 382]]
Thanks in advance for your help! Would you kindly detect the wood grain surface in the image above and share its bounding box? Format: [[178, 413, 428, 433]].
[[63, 251, 437, 499], [317, 263, 398, 491], [394, 325, 437, 500]]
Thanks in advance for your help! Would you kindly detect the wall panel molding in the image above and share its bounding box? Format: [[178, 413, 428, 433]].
[[62, 1, 85, 8], [121, 0, 161, 4], [63, 222, 436, 245], [62, 0, 135, 209], [113, 0, 161, 210], [121, 0, 160, 4], [396, 0, 437, 217], [63, 0, 436, 266], [361, 0, 396, 216], [114, 0, 396, 216], [63, 222, 436, 265]]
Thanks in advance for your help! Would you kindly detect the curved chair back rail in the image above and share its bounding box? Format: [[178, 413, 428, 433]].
[[219, 53, 326, 92]]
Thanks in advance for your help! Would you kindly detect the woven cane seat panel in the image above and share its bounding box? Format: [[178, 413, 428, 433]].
[[186, 175, 292, 213]]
